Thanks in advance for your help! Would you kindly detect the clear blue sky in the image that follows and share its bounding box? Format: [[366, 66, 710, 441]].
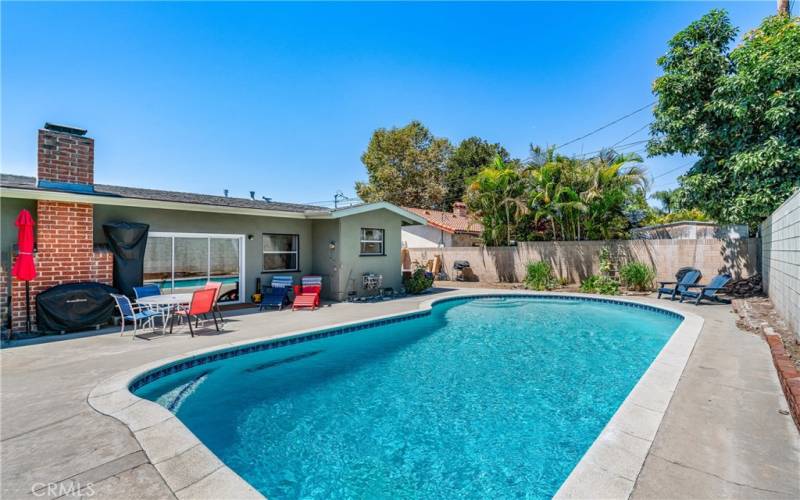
[[1, 1, 773, 206]]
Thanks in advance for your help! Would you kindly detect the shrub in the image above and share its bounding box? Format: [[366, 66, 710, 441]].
[[524, 261, 556, 291], [619, 262, 655, 291], [404, 267, 434, 294], [580, 275, 620, 295]]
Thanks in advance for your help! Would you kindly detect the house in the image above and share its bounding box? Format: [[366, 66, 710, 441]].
[[401, 203, 483, 248], [0, 123, 425, 332], [631, 221, 749, 240]]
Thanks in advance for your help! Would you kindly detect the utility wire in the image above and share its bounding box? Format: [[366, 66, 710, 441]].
[[651, 160, 694, 180], [611, 122, 651, 148], [554, 101, 656, 151]]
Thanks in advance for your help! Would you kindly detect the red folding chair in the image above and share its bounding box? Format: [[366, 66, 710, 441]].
[[203, 281, 225, 325], [169, 288, 219, 337]]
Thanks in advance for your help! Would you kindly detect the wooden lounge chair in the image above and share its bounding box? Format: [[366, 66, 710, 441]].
[[260, 275, 293, 311], [657, 269, 701, 300], [679, 274, 732, 305], [293, 276, 322, 311]]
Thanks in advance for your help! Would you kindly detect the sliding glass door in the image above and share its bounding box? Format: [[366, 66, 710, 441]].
[[143, 233, 245, 303]]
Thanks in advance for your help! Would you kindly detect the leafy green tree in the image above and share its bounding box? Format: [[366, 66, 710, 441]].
[[648, 11, 800, 228], [443, 137, 510, 209], [355, 121, 452, 209]]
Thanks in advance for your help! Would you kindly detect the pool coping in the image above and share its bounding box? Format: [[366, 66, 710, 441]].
[[87, 290, 703, 499]]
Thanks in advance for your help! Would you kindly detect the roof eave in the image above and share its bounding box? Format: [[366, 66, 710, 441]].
[[0, 186, 310, 219]]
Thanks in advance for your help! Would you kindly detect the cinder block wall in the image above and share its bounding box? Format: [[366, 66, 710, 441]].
[[408, 238, 759, 285], [761, 190, 800, 340]]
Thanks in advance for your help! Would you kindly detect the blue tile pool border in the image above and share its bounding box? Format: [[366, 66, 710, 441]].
[[128, 294, 684, 392]]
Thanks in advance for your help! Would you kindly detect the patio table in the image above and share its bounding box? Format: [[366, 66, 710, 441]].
[[136, 293, 193, 333]]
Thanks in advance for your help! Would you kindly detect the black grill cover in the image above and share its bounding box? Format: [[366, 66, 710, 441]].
[[103, 222, 149, 297], [36, 282, 117, 334]]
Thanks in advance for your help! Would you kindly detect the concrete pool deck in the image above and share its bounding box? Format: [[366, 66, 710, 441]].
[[1, 288, 798, 499]]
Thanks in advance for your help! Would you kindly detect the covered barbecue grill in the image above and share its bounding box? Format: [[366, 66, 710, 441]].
[[453, 260, 471, 281], [36, 282, 117, 334]]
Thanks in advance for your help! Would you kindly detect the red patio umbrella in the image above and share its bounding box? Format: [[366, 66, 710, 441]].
[[11, 209, 36, 336]]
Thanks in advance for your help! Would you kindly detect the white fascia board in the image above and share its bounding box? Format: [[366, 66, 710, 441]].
[[0, 187, 309, 219]]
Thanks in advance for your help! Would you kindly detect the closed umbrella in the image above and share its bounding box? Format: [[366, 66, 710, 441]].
[[11, 209, 36, 337]]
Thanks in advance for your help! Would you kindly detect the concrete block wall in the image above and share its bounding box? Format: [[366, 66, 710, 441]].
[[408, 238, 759, 285], [761, 189, 800, 339]]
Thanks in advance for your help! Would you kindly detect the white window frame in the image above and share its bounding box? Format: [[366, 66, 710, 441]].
[[146, 232, 245, 304], [360, 228, 385, 256], [262, 233, 299, 272]]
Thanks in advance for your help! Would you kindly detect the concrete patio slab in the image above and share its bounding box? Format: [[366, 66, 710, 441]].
[[2, 287, 797, 499]]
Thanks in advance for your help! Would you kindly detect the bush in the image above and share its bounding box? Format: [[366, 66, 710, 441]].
[[619, 262, 655, 291], [580, 275, 620, 295], [524, 261, 556, 291], [404, 268, 434, 294]]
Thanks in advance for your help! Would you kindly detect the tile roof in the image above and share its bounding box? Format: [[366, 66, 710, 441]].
[[0, 174, 324, 213], [403, 206, 483, 234]]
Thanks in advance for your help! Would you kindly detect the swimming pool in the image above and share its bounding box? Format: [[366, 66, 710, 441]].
[[133, 296, 682, 498]]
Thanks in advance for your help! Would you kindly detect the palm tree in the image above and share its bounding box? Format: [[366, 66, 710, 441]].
[[651, 189, 675, 214], [466, 156, 528, 246]]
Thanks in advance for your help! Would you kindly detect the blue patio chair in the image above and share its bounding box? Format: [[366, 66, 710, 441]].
[[111, 293, 161, 338], [260, 275, 293, 311], [657, 269, 701, 300], [680, 274, 732, 305], [133, 284, 161, 300]]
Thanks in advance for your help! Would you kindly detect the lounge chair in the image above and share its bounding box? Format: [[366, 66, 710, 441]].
[[169, 288, 219, 337], [260, 275, 293, 311], [680, 274, 732, 305], [657, 269, 701, 300], [111, 293, 161, 338], [293, 275, 322, 311]]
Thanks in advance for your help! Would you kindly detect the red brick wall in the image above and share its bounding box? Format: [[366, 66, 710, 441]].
[[9, 202, 113, 332], [38, 128, 94, 185]]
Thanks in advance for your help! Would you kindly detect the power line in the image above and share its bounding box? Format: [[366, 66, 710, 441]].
[[554, 101, 656, 151], [652, 160, 694, 180], [611, 123, 651, 148]]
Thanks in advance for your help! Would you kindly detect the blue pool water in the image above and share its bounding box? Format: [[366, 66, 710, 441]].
[[134, 296, 681, 499]]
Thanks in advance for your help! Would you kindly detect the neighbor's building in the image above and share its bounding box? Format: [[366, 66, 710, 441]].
[[401, 203, 483, 248], [631, 221, 749, 240], [0, 123, 425, 332]]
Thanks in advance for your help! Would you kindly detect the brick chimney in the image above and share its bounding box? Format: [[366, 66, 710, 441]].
[[38, 123, 94, 187], [8, 123, 111, 332], [453, 201, 468, 218]]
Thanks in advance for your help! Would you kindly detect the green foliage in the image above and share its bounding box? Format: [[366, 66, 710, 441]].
[[650, 190, 675, 214], [355, 121, 452, 209], [579, 275, 620, 295], [444, 137, 509, 209], [644, 208, 711, 225], [598, 247, 612, 275], [403, 267, 434, 294], [649, 11, 800, 228], [523, 261, 556, 291], [526, 147, 648, 241], [619, 262, 656, 291], [465, 156, 528, 246]]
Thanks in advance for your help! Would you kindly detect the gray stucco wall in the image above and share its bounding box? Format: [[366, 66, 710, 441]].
[[335, 209, 404, 301], [310, 219, 341, 300], [761, 190, 800, 339], [93, 204, 313, 299], [1, 197, 37, 258]]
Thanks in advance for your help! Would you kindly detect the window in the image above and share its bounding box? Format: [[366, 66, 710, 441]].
[[263, 233, 299, 271], [360, 228, 385, 256]]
